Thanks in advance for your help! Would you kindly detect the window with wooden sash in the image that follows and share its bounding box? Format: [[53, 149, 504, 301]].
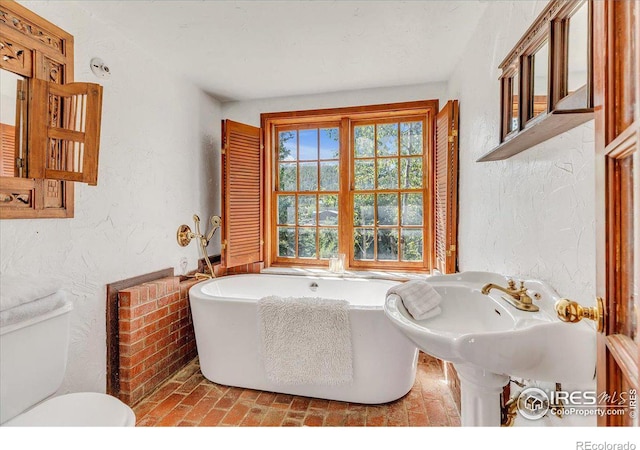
[[269, 113, 429, 271], [274, 124, 341, 262], [0, 1, 104, 220], [350, 117, 427, 269], [221, 101, 459, 273]]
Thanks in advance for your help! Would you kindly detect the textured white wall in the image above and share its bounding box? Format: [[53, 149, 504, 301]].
[[221, 82, 448, 127], [1, 0, 598, 397], [448, 1, 596, 305], [0, 1, 222, 393]]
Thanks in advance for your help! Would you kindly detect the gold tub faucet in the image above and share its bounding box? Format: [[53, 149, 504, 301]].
[[481, 279, 539, 312]]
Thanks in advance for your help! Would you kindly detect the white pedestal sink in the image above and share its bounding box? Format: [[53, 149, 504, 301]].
[[383, 271, 596, 427]]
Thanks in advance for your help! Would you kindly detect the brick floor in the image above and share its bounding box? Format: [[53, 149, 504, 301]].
[[133, 352, 460, 427]]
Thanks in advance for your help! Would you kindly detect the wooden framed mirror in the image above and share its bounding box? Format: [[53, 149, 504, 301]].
[[0, 69, 26, 178], [0, 0, 103, 219], [480, 0, 594, 162]]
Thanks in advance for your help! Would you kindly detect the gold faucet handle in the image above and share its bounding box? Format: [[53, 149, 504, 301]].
[[507, 279, 516, 290], [177, 224, 192, 247]]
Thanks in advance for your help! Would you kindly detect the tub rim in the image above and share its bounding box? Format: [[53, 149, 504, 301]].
[[189, 273, 402, 310]]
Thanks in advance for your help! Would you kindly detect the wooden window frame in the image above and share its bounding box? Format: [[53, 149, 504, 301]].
[[262, 100, 438, 273]]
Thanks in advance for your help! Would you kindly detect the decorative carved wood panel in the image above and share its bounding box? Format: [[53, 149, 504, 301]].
[[0, 0, 75, 219], [0, 37, 31, 76]]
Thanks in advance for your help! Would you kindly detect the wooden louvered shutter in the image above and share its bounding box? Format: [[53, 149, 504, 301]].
[[433, 100, 460, 274], [0, 124, 16, 177], [221, 119, 263, 268], [29, 79, 103, 185]]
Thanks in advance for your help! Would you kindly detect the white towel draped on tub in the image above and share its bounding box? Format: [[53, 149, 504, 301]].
[[257, 296, 353, 386]]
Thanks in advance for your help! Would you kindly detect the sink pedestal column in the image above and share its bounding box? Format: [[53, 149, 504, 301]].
[[455, 364, 510, 427]]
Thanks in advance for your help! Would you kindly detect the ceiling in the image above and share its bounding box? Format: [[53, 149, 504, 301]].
[[80, 1, 488, 102]]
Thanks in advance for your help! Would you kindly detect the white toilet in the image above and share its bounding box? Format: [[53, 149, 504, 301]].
[[0, 290, 135, 426]]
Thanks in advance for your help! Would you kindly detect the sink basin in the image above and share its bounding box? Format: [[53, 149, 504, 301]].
[[384, 271, 598, 426], [384, 271, 596, 384]]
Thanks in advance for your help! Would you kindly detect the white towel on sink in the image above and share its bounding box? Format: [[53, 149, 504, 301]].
[[387, 280, 442, 320]]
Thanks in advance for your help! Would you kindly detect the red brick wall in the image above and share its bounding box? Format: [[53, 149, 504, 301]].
[[117, 263, 263, 406], [213, 262, 263, 277], [118, 276, 199, 406]]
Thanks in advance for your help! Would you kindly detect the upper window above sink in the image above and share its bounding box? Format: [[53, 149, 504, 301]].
[[478, 0, 594, 162]]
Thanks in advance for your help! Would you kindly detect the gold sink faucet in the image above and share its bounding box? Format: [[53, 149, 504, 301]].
[[481, 279, 539, 312]]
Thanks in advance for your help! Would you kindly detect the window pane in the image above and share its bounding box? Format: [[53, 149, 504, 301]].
[[400, 157, 423, 189], [279, 163, 297, 191], [298, 228, 317, 258], [319, 194, 338, 225], [354, 159, 375, 190], [298, 194, 316, 225], [279, 131, 297, 161], [377, 123, 398, 156], [277, 195, 295, 225], [401, 229, 423, 261], [377, 158, 398, 189], [299, 129, 318, 160], [320, 161, 339, 191], [400, 122, 423, 155], [377, 229, 398, 261], [319, 228, 338, 259], [278, 227, 295, 257], [354, 125, 374, 158], [299, 162, 318, 191], [354, 228, 374, 260], [401, 193, 423, 226], [353, 194, 374, 226], [320, 128, 339, 160], [377, 193, 398, 226]]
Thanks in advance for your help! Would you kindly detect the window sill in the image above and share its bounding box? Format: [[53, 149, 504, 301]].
[[261, 266, 432, 281]]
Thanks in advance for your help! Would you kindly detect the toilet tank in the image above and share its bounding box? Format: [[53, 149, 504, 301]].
[[0, 298, 73, 424]]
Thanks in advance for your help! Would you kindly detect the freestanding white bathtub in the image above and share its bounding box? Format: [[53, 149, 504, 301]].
[[189, 274, 418, 404]]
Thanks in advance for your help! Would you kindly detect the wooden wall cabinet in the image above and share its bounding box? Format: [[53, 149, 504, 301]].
[[478, 0, 594, 162], [0, 1, 103, 219]]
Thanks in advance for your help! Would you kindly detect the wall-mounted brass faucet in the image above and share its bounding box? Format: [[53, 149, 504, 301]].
[[481, 279, 539, 312], [177, 214, 222, 279]]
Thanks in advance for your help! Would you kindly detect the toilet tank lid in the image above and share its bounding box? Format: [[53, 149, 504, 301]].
[[0, 292, 72, 335], [3, 392, 136, 427], [0, 274, 62, 312]]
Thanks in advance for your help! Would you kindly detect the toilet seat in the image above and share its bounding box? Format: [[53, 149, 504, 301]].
[[3, 392, 136, 427]]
